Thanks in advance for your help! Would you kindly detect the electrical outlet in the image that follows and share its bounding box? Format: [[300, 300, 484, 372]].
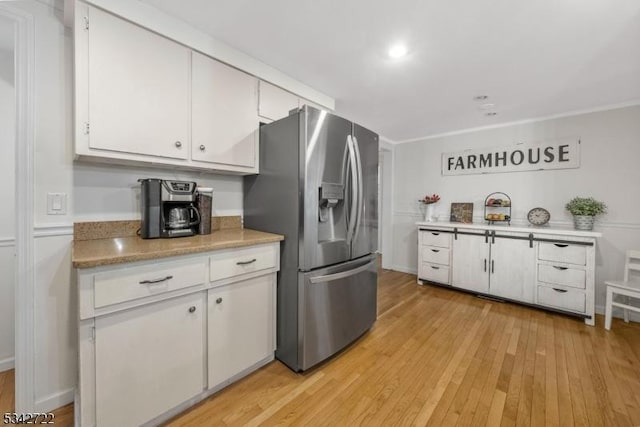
[[47, 193, 67, 215]]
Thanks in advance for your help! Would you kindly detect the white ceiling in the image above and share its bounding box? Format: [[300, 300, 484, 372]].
[[140, 0, 640, 141]]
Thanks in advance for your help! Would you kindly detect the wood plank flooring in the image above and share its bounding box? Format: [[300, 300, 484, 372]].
[[2, 266, 640, 426]]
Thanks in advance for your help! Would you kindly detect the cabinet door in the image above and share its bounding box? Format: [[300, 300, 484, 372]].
[[451, 233, 490, 293], [192, 52, 258, 170], [95, 293, 205, 427], [87, 6, 190, 159], [258, 81, 299, 121], [208, 275, 275, 389], [489, 237, 536, 303]]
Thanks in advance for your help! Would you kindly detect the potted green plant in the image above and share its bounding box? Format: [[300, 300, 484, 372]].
[[565, 197, 607, 231]]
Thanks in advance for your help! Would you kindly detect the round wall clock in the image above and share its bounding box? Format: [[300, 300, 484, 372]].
[[527, 207, 551, 226]]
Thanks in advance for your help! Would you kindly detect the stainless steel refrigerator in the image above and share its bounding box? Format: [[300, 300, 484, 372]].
[[244, 105, 378, 372]]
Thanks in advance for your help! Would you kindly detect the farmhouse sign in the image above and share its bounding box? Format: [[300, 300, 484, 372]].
[[441, 139, 580, 176]]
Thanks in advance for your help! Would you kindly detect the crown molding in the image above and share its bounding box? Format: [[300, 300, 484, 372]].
[[393, 100, 640, 145]]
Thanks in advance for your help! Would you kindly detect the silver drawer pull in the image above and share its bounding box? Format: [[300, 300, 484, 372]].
[[553, 266, 568, 270], [552, 288, 568, 293], [431, 232, 440, 236], [431, 249, 440, 253], [554, 243, 569, 248], [216, 297, 223, 304], [236, 258, 257, 266], [188, 306, 196, 313], [139, 275, 173, 284], [431, 266, 440, 270]]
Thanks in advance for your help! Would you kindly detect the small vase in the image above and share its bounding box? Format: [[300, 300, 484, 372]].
[[425, 204, 435, 222], [573, 215, 594, 231]]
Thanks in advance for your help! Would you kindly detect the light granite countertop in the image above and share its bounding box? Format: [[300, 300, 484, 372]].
[[72, 228, 284, 268]]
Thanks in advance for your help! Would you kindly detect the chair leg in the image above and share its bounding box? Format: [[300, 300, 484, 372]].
[[623, 296, 629, 323], [605, 287, 613, 330]]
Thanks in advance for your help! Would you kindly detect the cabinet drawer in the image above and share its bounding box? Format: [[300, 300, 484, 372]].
[[420, 262, 450, 285], [421, 247, 450, 265], [537, 285, 586, 313], [420, 231, 451, 248], [538, 242, 586, 266], [94, 259, 207, 308], [210, 244, 277, 282], [538, 264, 586, 289]]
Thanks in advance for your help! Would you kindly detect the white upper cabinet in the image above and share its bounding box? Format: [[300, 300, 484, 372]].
[[73, 2, 332, 174], [258, 81, 300, 121], [85, 5, 190, 160], [191, 52, 258, 172]]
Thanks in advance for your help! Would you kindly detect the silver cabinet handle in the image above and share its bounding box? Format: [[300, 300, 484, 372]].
[[431, 266, 440, 270], [554, 243, 569, 248], [552, 288, 568, 293], [175, 141, 182, 148], [199, 145, 206, 151], [431, 249, 440, 253], [553, 266, 568, 270], [484, 259, 487, 272], [431, 232, 440, 236], [188, 306, 196, 313], [236, 258, 257, 265], [139, 275, 173, 284], [491, 260, 495, 274], [216, 297, 223, 304]]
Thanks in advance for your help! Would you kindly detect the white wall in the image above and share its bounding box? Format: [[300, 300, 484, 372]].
[[73, 163, 243, 222], [0, 18, 15, 371], [391, 105, 640, 317]]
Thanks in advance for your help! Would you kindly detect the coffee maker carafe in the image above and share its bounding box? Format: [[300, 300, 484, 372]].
[[139, 179, 201, 238]]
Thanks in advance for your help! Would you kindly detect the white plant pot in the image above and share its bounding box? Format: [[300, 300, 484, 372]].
[[424, 204, 435, 222], [573, 215, 595, 231]]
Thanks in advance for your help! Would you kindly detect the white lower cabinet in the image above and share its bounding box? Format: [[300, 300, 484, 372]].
[[94, 293, 205, 427], [77, 242, 280, 426], [418, 224, 598, 325], [489, 236, 536, 303], [451, 233, 490, 293], [208, 275, 275, 389]]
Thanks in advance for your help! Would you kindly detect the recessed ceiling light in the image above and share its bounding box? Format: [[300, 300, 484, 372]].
[[388, 44, 408, 59], [479, 103, 495, 110], [485, 112, 498, 116], [474, 95, 489, 101]]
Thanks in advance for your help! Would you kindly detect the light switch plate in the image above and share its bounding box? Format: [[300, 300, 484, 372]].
[[47, 192, 67, 215]]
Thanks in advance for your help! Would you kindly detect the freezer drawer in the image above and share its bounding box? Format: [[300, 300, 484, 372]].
[[299, 255, 377, 371]]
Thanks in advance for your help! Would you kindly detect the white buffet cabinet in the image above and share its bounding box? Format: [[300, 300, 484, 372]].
[[76, 242, 279, 427], [417, 222, 601, 325]]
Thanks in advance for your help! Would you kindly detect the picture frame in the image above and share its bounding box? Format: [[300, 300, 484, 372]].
[[450, 202, 474, 223]]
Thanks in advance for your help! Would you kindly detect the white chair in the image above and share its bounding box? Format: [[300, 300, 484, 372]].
[[604, 250, 640, 330]]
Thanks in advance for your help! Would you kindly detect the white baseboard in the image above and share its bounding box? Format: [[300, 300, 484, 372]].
[[391, 264, 417, 275], [0, 356, 14, 373], [35, 387, 75, 413]]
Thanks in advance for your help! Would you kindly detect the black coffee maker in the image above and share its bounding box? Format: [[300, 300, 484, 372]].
[[139, 179, 201, 238]]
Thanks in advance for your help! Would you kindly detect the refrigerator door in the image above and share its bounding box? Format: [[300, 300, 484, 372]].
[[299, 254, 377, 371], [351, 124, 379, 260], [300, 106, 356, 271]]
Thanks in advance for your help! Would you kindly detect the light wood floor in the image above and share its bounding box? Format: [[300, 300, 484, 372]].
[[3, 266, 640, 426]]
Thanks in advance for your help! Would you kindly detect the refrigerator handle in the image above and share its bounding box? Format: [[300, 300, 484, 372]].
[[309, 259, 374, 283], [351, 135, 364, 243], [346, 135, 358, 244]]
